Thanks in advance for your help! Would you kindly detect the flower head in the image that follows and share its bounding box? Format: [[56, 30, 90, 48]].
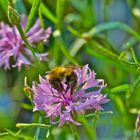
[[136, 114, 140, 133], [32, 65, 109, 126], [0, 16, 52, 70]]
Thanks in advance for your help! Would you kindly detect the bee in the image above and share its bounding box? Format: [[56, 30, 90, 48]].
[[48, 65, 80, 94]]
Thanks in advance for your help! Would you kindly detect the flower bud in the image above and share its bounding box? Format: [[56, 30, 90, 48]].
[[8, 5, 21, 25]]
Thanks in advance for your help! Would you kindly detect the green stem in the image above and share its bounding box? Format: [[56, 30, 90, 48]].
[[38, 6, 45, 28], [132, 75, 140, 90], [16, 123, 51, 128], [34, 117, 42, 140], [110, 84, 132, 93], [26, 0, 57, 23], [91, 111, 99, 140], [16, 24, 40, 68], [56, 0, 66, 29], [60, 44, 78, 65], [85, 111, 113, 118], [103, 0, 110, 38], [70, 124, 80, 140], [88, 41, 139, 73], [130, 47, 139, 64], [79, 116, 96, 140], [9, 0, 13, 7], [0, 132, 9, 136], [25, 0, 42, 32]]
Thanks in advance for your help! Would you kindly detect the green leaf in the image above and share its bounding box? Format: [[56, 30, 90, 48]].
[[85, 87, 101, 93], [38, 5, 45, 28], [76, 82, 86, 92], [25, 0, 42, 32], [0, 0, 8, 16], [21, 103, 33, 110], [5, 129, 22, 137], [16, 123, 51, 128], [110, 96, 126, 115], [84, 22, 140, 42], [85, 111, 113, 118], [56, 0, 66, 29], [121, 37, 137, 51], [0, 132, 9, 136], [60, 44, 78, 65], [15, 22, 40, 69], [69, 22, 140, 57], [40, 3, 57, 24], [127, 0, 134, 8], [132, 75, 140, 90], [25, 0, 57, 23], [4, 129, 33, 139], [87, 41, 139, 73], [110, 84, 131, 93], [130, 46, 139, 64]]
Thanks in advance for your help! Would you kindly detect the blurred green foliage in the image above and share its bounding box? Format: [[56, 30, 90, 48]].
[[0, 0, 140, 139]]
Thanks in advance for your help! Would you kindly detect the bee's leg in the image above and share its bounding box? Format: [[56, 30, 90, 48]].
[[65, 72, 77, 95], [65, 83, 74, 95], [51, 87, 55, 96], [70, 84, 75, 95], [66, 84, 70, 94]]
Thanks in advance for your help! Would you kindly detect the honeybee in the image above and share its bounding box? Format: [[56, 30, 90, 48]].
[[48, 65, 80, 94]]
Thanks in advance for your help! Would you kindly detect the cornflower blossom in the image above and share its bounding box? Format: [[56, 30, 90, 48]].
[[0, 16, 52, 70], [136, 114, 140, 133], [32, 65, 109, 127]]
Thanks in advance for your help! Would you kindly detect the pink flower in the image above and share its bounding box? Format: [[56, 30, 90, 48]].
[[136, 114, 140, 133], [32, 65, 109, 126], [0, 16, 52, 70]]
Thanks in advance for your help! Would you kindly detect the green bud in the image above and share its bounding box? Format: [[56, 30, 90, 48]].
[[8, 5, 21, 25]]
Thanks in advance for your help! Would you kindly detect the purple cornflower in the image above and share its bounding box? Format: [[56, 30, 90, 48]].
[[32, 65, 109, 126], [0, 15, 51, 70], [136, 114, 140, 133]]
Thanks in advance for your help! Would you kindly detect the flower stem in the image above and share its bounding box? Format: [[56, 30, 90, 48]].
[[16, 123, 51, 128], [91, 111, 99, 140], [132, 75, 140, 90], [70, 124, 80, 140], [0, 132, 9, 136], [16, 24, 40, 68], [34, 117, 42, 140], [79, 116, 96, 140]]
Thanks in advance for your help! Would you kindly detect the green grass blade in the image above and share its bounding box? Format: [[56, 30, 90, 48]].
[[38, 5, 45, 28], [87, 22, 140, 41], [86, 41, 139, 73], [56, 0, 66, 29], [130, 46, 139, 64], [0, 0, 8, 16], [60, 45, 78, 65], [25, 0, 42, 32], [16, 123, 51, 128], [69, 22, 140, 57], [110, 84, 131, 93], [25, 0, 57, 23], [40, 3, 57, 24]]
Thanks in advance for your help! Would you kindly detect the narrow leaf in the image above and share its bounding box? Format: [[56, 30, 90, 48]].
[[25, 0, 42, 32], [110, 84, 131, 93], [56, 0, 66, 29], [16, 123, 51, 128], [69, 22, 140, 57], [25, 0, 57, 23]]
